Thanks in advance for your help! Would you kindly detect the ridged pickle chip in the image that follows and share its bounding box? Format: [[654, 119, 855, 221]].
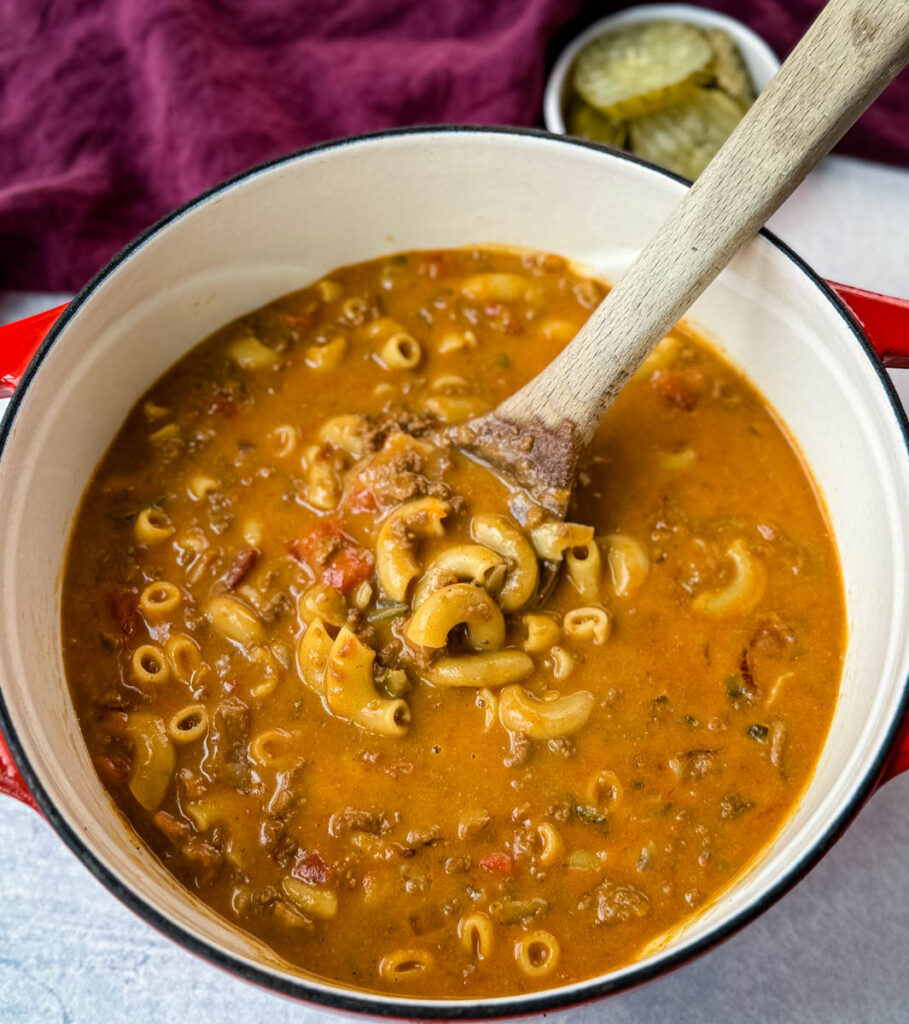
[[572, 21, 714, 120], [566, 98, 628, 148], [629, 87, 745, 180], [705, 28, 756, 106]]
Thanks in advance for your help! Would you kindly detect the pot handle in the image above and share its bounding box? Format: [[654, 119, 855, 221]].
[[1, 288, 908, 793], [0, 303, 69, 398], [0, 732, 36, 808], [828, 282, 909, 368], [882, 719, 909, 782]]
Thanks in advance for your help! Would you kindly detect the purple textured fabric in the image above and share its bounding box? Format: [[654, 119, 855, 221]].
[[0, 0, 906, 291], [0, 0, 582, 290]]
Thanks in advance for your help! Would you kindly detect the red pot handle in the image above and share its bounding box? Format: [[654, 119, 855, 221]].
[[1, 287, 908, 800], [828, 282, 909, 369], [0, 732, 37, 809], [0, 303, 69, 399]]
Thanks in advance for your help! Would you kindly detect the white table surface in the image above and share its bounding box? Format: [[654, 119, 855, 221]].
[[1, 153, 908, 1023]]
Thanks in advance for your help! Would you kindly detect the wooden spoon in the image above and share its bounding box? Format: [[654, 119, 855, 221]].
[[459, 0, 909, 521]]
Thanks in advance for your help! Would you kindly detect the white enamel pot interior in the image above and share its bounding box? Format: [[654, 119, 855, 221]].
[[1, 128, 908, 1019]]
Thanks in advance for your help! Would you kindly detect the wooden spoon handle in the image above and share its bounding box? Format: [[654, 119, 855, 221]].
[[498, 0, 909, 445]]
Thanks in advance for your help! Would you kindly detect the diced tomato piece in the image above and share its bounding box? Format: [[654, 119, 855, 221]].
[[293, 850, 328, 887], [287, 522, 373, 593], [323, 546, 374, 593], [347, 487, 378, 514], [107, 584, 140, 639], [287, 522, 345, 567], [479, 852, 513, 875], [651, 370, 701, 411], [418, 253, 453, 279], [281, 306, 319, 329], [223, 545, 259, 590], [484, 302, 524, 336], [207, 390, 237, 417]]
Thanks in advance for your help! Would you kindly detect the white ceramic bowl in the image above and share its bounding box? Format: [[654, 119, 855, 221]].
[[0, 128, 908, 1019], [544, 4, 782, 136]]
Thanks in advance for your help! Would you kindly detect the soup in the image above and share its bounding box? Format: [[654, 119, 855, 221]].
[[62, 247, 844, 997]]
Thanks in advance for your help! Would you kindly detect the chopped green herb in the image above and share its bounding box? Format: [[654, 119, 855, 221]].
[[725, 673, 747, 700], [684, 715, 699, 728], [391, 254, 408, 265], [574, 803, 609, 827], [495, 352, 511, 367], [747, 723, 769, 742]]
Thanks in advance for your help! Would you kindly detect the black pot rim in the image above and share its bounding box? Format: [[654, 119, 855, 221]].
[[2, 124, 908, 1020]]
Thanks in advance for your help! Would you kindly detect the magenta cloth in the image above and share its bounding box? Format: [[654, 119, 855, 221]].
[[0, 0, 907, 292]]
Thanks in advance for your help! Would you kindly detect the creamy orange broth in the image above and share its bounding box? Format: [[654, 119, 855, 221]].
[[62, 247, 844, 997]]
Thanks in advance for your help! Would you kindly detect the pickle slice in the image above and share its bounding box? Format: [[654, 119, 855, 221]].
[[566, 98, 628, 149], [572, 21, 714, 120], [705, 28, 756, 107], [628, 87, 745, 180]]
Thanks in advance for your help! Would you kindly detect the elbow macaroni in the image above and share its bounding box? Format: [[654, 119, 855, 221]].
[[379, 948, 433, 981], [471, 514, 538, 612], [165, 633, 202, 682], [228, 334, 281, 370], [563, 607, 611, 645], [536, 822, 564, 867], [602, 533, 650, 597], [282, 876, 338, 920], [498, 685, 594, 739], [297, 617, 333, 695], [459, 913, 494, 959], [127, 713, 175, 811], [380, 332, 422, 370], [319, 414, 367, 458], [134, 507, 174, 545], [325, 627, 410, 736], [206, 595, 266, 647], [406, 584, 505, 651], [139, 580, 182, 621], [298, 584, 348, 628], [515, 931, 560, 978], [301, 444, 341, 511], [376, 498, 450, 602], [693, 539, 767, 615], [411, 544, 506, 608], [425, 650, 534, 688], [522, 613, 561, 653], [132, 644, 170, 688], [249, 727, 294, 766], [565, 540, 602, 601], [167, 704, 209, 744]]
